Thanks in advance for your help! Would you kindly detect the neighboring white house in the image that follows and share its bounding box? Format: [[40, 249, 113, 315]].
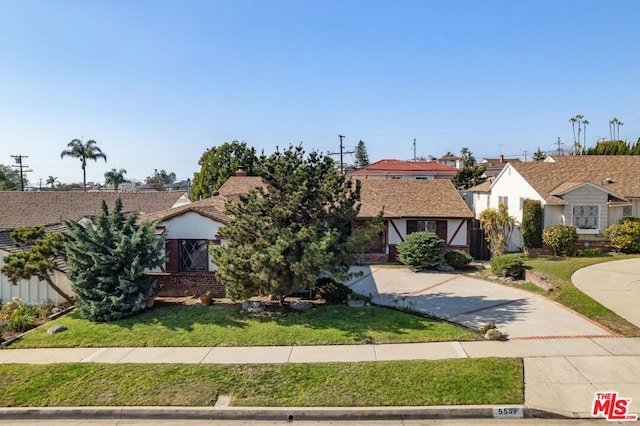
[[468, 155, 640, 251], [0, 191, 189, 305]]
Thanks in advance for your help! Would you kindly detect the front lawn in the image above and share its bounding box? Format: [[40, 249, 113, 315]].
[[0, 358, 523, 407], [523, 254, 640, 337], [11, 301, 480, 348]]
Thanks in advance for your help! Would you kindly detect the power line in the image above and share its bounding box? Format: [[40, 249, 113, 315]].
[[328, 134, 354, 175], [11, 154, 32, 191]]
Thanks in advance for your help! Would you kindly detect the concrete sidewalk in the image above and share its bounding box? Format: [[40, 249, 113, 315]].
[[3, 338, 640, 418]]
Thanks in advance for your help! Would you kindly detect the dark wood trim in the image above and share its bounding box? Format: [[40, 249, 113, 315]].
[[389, 219, 404, 243], [448, 219, 466, 245]]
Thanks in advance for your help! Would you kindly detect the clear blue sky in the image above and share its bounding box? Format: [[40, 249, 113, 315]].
[[1, 0, 639, 186]]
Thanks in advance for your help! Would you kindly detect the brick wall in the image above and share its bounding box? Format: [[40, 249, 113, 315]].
[[147, 272, 225, 297], [356, 253, 388, 264], [525, 239, 612, 255]]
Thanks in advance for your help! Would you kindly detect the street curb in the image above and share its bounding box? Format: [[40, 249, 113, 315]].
[[0, 405, 569, 421]]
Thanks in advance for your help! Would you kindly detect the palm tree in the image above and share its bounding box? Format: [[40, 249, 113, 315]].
[[617, 121, 624, 140], [45, 176, 58, 189], [581, 119, 589, 149], [104, 168, 127, 191], [60, 139, 107, 191], [569, 116, 577, 145]]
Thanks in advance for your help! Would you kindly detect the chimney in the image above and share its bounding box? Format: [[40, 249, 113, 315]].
[[500, 154, 504, 163], [236, 169, 246, 177]]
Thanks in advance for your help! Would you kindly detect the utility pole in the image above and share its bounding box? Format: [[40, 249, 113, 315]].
[[413, 138, 417, 162], [523, 150, 528, 162], [556, 137, 564, 155], [11, 154, 32, 191], [328, 134, 354, 175]]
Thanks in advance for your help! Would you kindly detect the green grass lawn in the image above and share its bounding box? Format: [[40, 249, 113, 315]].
[[0, 358, 523, 407], [11, 302, 480, 348], [522, 254, 640, 337]]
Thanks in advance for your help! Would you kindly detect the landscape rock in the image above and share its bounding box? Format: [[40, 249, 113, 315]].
[[347, 300, 365, 308], [436, 263, 455, 272], [484, 328, 503, 340], [242, 300, 266, 313], [47, 325, 68, 335], [288, 301, 313, 312]]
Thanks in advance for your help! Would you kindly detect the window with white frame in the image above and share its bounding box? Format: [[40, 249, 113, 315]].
[[572, 205, 599, 230], [623, 205, 632, 217], [498, 196, 508, 208]]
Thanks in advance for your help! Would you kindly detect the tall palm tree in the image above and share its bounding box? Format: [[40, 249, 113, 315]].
[[45, 176, 58, 189], [60, 139, 107, 191], [575, 114, 584, 151], [569, 116, 578, 145], [104, 168, 127, 191], [617, 121, 624, 140], [581, 119, 589, 149]]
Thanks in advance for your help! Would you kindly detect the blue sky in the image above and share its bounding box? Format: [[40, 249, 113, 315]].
[[1, 0, 639, 186]]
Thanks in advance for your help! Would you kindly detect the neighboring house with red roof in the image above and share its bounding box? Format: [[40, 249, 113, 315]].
[[356, 179, 474, 262], [0, 191, 189, 305], [468, 155, 640, 251], [350, 159, 458, 180]]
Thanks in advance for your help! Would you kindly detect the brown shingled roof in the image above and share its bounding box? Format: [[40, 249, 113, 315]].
[[139, 195, 229, 225], [218, 176, 264, 197], [357, 179, 473, 219], [508, 156, 640, 203], [351, 159, 458, 176], [0, 191, 188, 230]]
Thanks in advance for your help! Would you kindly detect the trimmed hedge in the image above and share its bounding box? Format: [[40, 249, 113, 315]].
[[444, 250, 473, 270], [522, 200, 543, 248], [605, 220, 640, 253], [490, 254, 524, 278]]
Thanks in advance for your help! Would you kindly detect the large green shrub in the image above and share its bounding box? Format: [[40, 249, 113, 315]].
[[542, 225, 577, 256], [605, 220, 640, 253], [397, 231, 444, 272], [490, 254, 524, 278], [444, 249, 473, 270], [522, 200, 543, 248], [316, 277, 353, 304]]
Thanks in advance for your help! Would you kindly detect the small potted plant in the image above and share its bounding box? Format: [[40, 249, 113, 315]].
[[200, 290, 212, 306]]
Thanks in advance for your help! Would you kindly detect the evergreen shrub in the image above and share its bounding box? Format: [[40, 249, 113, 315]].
[[397, 231, 444, 272]]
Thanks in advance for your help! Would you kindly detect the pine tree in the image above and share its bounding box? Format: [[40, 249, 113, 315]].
[[212, 145, 382, 303], [63, 199, 165, 321], [354, 140, 370, 169], [1, 227, 74, 304]]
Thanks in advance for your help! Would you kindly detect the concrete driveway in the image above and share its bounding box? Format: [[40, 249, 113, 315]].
[[344, 266, 614, 340], [572, 258, 640, 328]]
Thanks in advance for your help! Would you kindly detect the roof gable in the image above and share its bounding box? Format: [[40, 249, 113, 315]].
[[357, 179, 473, 219]]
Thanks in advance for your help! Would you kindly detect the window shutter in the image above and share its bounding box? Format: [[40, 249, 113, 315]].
[[165, 239, 180, 273], [436, 221, 448, 242]]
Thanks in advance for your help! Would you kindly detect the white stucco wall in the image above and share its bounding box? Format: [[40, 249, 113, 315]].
[[0, 249, 73, 305], [157, 211, 225, 272], [387, 218, 468, 247], [487, 165, 544, 223]]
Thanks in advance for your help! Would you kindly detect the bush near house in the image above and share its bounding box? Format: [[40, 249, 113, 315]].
[[397, 231, 444, 272], [490, 254, 524, 279], [522, 200, 543, 249], [444, 249, 473, 270], [542, 225, 578, 256], [605, 218, 640, 254]]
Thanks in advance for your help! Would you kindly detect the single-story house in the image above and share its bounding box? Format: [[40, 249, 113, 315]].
[[356, 179, 474, 263], [349, 159, 458, 180], [140, 195, 231, 298], [0, 191, 189, 305], [468, 155, 640, 251]]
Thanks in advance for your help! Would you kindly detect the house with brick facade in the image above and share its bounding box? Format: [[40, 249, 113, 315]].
[[355, 179, 474, 263], [468, 155, 640, 251], [0, 191, 188, 305]]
